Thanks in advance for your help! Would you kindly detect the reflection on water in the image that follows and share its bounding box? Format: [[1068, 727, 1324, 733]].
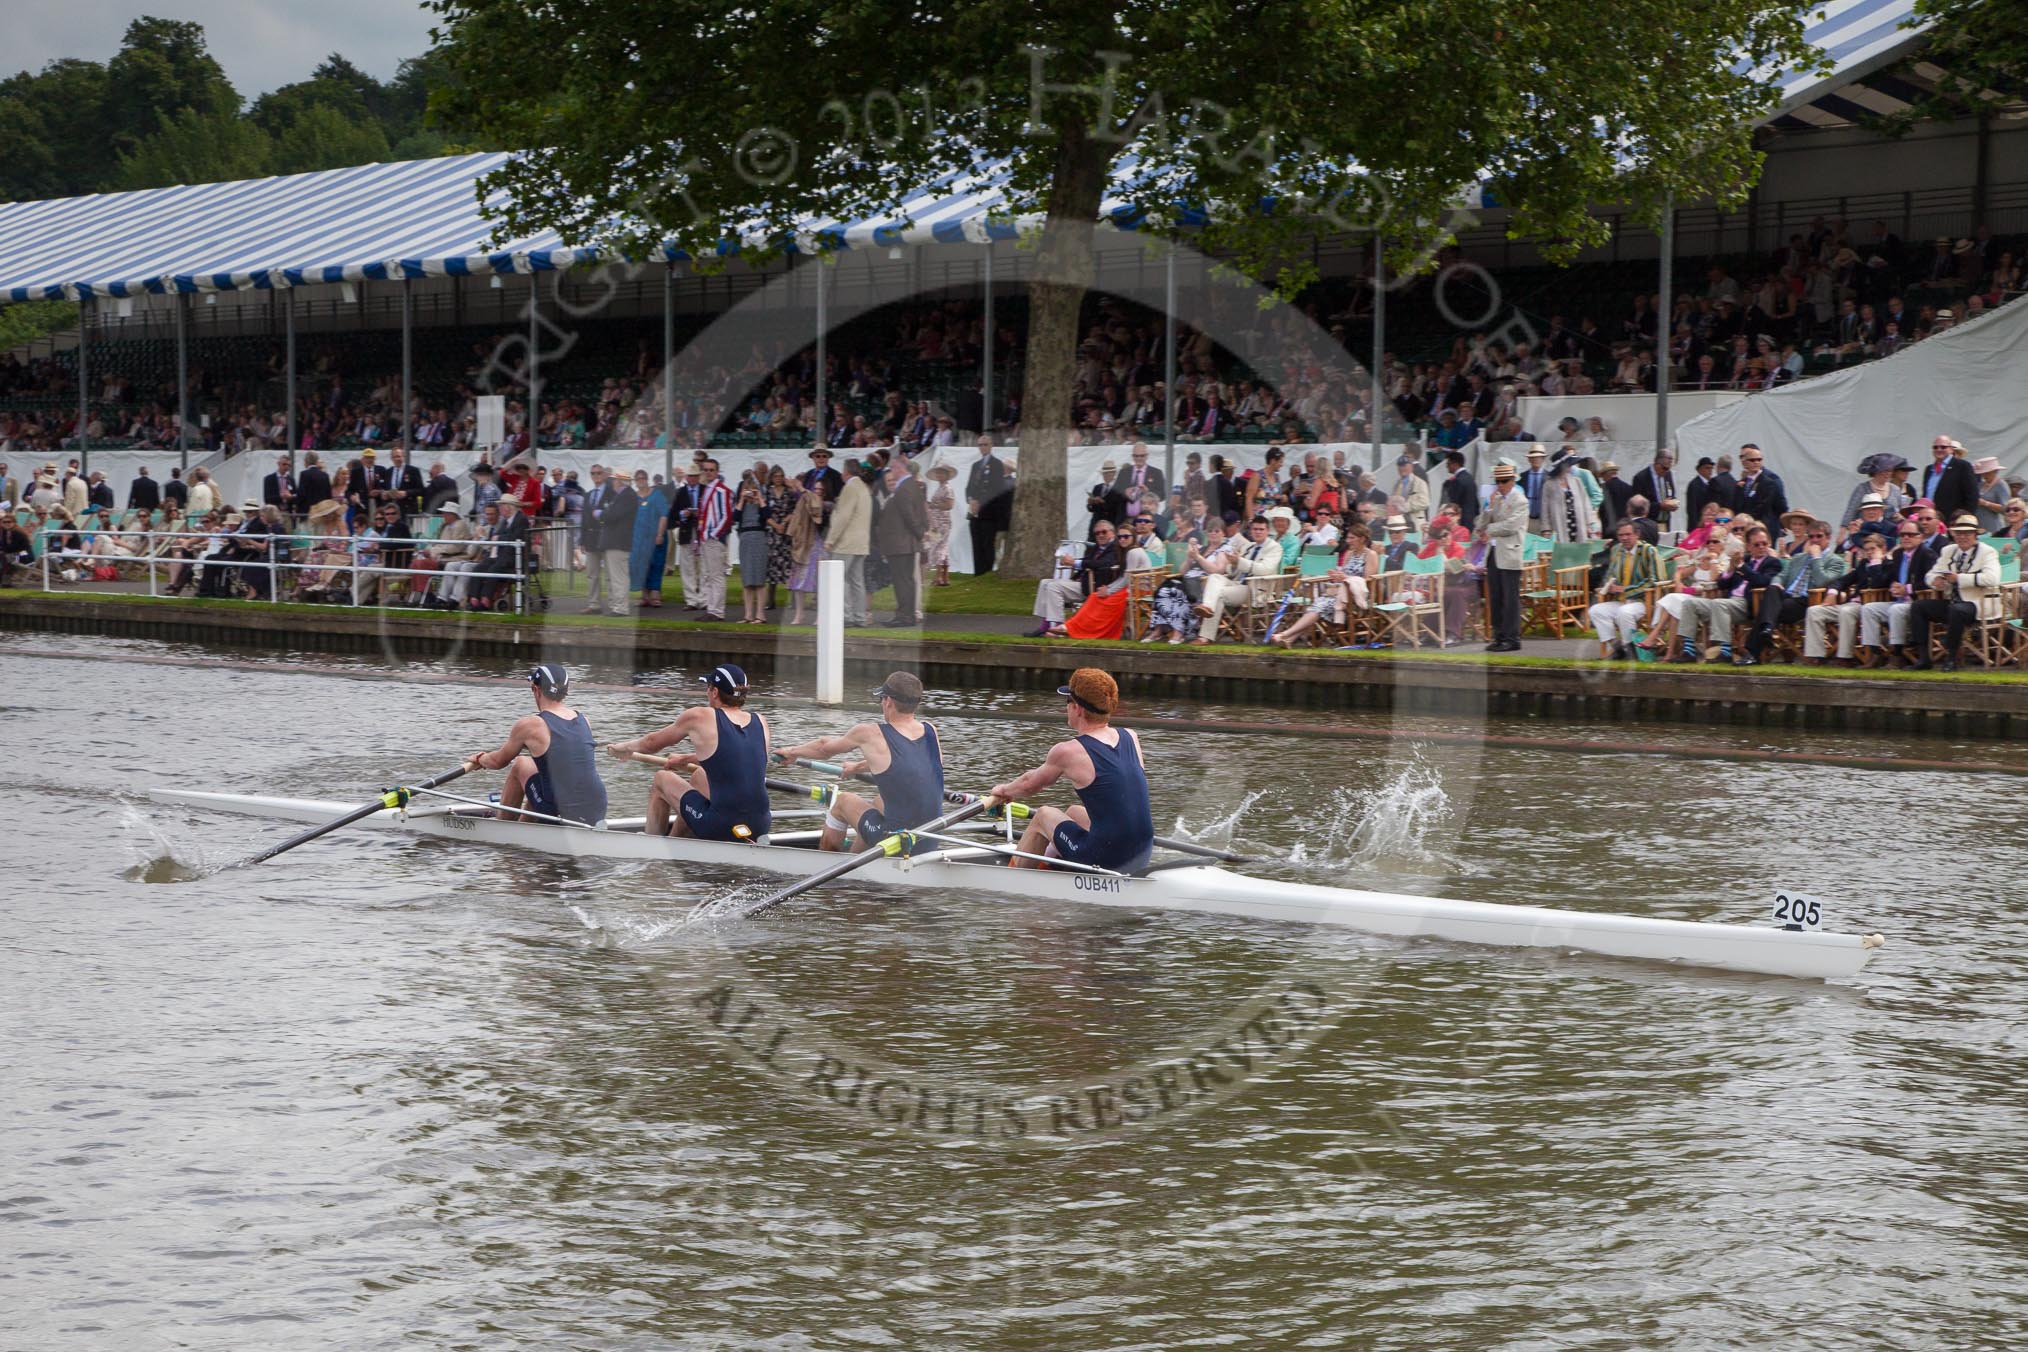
[[3, 636, 2026, 1348]]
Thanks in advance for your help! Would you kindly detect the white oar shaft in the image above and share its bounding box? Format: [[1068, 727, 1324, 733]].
[[906, 830, 1125, 876]]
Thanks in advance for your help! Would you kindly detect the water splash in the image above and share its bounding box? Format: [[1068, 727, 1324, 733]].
[[1290, 759, 1459, 874], [117, 805, 210, 883], [1170, 788, 1268, 848]]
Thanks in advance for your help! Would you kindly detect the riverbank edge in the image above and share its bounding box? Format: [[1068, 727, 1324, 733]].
[[5, 592, 2025, 738]]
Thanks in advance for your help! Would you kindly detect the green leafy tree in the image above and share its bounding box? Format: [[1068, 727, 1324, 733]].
[[1877, 0, 2028, 134], [114, 107, 272, 191], [272, 103, 393, 175], [0, 59, 114, 201], [0, 300, 79, 350], [391, 4, 1825, 567], [102, 17, 240, 158]]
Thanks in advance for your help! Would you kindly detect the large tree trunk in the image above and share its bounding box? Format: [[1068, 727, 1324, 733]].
[[997, 132, 1112, 579]]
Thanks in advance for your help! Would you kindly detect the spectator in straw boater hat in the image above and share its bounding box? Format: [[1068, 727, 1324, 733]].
[[1480, 458, 1528, 651]]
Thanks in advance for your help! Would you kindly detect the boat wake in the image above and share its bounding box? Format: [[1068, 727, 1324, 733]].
[[570, 880, 786, 949], [117, 806, 211, 883]]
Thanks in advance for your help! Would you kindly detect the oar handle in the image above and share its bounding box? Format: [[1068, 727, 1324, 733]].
[[1151, 833, 1255, 864], [779, 755, 869, 779]]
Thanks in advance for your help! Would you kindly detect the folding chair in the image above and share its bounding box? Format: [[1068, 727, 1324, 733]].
[[1125, 567, 1168, 640], [1218, 568, 1296, 644], [1372, 553, 1446, 648]]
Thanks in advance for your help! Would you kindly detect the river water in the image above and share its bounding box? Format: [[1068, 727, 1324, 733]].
[[4, 633, 2025, 1349]]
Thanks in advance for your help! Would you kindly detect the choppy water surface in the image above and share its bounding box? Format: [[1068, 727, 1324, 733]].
[[3, 635, 2025, 1349]]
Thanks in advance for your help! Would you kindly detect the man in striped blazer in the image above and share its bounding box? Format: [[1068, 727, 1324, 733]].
[[692, 457, 734, 621]]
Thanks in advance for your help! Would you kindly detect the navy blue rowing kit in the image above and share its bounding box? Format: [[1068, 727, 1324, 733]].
[[524, 709, 608, 824], [679, 707, 772, 840], [855, 721, 944, 854], [1051, 730, 1154, 872]]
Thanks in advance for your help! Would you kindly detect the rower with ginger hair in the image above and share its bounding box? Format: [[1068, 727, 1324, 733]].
[[989, 667, 1154, 873]]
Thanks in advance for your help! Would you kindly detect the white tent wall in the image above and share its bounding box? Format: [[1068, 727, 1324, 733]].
[[1674, 296, 2028, 525]]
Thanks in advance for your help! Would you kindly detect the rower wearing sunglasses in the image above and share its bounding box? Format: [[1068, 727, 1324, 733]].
[[775, 671, 945, 854], [988, 667, 1153, 874]]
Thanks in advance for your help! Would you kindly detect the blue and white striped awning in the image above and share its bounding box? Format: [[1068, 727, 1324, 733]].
[[0, 2, 1927, 304]]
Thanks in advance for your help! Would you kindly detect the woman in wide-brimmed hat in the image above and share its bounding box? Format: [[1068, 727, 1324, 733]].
[[923, 461, 958, 586]]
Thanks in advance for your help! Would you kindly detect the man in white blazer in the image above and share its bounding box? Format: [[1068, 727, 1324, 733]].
[[1480, 459, 1529, 651], [1907, 514, 2004, 671]]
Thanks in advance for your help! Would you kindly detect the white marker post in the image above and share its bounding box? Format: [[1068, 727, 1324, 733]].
[[815, 557, 844, 704]]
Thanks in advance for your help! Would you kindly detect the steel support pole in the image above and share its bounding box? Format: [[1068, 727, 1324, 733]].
[[1163, 244, 1177, 487], [663, 262, 676, 484], [176, 292, 190, 473], [527, 272, 540, 466], [400, 282, 413, 455], [1655, 202, 1674, 455], [76, 296, 89, 476], [285, 286, 296, 453], [982, 246, 994, 438], [814, 258, 827, 449], [1371, 238, 1386, 470]]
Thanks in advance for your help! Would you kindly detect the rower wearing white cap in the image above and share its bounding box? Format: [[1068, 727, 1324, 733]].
[[775, 670, 945, 853], [463, 663, 609, 825], [608, 664, 772, 839]]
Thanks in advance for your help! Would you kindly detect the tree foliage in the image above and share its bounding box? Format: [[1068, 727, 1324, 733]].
[[0, 25, 473, 203], [0, 300, 79, 351], [1875, 0, 2028, 135], [273, 103, 393, 175], [429, 0, 1825, 569], [115, 108, 273, 191]]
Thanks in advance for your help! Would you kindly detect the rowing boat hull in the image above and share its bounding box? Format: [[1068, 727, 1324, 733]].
[[147, 789, 1884, 981]]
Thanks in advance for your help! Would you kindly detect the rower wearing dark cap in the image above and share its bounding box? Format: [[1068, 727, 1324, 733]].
[[989, 666, 1154, 873], [607, 663, 772, 839], [463, 663, 609, 825], [776, 670, 945, 853]]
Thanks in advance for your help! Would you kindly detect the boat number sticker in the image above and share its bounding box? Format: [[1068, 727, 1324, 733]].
[[1771, 891, 1824, 930], [1073, 875, 1124, 892]]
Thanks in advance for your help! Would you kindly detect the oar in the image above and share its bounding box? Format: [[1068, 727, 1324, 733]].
[[744, 797, 992, 917], [236, 765, 470, 867], [778, 755, 977, 805], [955, 795, 1256, 864]]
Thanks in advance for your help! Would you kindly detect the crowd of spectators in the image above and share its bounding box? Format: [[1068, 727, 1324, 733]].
[[1029, 432, 2028, 671]]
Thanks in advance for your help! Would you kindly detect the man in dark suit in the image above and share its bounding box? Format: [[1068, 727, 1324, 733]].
[[127, 467, 161, 513], [163, 468, 189, 512], [346, 450, 377, 516], [475, 496, 532, 611], [1729, 445, 1788, 525], [1630, 450, 1680, 532], [1110, 441, 1167, 518], [800, 447, 844, 506], [1438, 449, 1478, 529], [1684, 456, 1719, 525], [422, 461, 459, 514], [964, 436, 1014, 573], [374, 448, 426, 517], [1919, 436, 1977, 521], [296, 452, 332, 512], [872, 456, 930, 625], [1596, 461, 1635, 534], [580, 464, 639, 616], [663, 466, 704, 607], [262, 455, 297, 516], [86, 471, 115, 511]]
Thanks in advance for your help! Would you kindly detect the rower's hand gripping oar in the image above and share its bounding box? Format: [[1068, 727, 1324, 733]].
[[744, 796, 993, 917], [235, 765, 470, 868]]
